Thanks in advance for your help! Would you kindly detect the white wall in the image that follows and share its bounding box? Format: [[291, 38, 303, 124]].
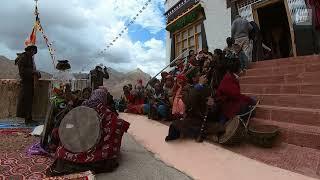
[[201, 0, 231, 52], [166, 31, 172, 64]]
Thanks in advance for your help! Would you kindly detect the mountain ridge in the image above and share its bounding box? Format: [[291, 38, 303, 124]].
[[0, 55, 151, 98]]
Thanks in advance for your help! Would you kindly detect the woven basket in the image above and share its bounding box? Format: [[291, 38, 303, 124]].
[[248, 125, 279, 148]]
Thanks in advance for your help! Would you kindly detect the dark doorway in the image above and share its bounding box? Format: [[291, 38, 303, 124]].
[[257, 1, 292, 59]]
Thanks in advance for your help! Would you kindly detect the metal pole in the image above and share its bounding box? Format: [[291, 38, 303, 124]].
[[146, 49, 189, 87]]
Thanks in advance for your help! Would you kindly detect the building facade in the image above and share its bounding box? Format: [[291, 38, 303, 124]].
[[164, 0, 319, 63], [164, 0, 231, 63]]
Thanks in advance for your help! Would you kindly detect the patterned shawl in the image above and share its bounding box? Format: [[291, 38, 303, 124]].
[[82, 89, 107, 108]]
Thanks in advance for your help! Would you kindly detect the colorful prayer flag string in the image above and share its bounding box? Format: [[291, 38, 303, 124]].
[[80, 0, 153, 71]]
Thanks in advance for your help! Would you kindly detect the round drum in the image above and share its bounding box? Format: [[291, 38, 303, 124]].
[[218, 116, 246, 145], [248, 125, 279, 148], [59, 106, 101, 153]]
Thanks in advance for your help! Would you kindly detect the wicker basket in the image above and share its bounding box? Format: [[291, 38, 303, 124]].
[[248, 125, 279, 148]]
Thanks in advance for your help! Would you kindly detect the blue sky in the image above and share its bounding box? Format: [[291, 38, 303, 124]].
[[128, 24, 166, 44], [0, 0, 167, 76]]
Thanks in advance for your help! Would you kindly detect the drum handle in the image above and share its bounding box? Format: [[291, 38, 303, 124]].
[[238, 100, 260, 129]]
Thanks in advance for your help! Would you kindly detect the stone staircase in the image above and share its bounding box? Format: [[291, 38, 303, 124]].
[[240, 55, 320, 150], [236, 55, 320, 178]]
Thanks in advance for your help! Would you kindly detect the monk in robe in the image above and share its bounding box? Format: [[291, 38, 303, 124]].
[[15, 45, 41, 125]]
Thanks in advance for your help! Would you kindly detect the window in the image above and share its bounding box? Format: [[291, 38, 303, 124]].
[[174, 21, 202, 58]]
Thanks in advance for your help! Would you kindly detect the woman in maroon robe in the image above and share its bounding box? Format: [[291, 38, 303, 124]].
[[216, 56, 256, 123], [46, 89, 130, 176]]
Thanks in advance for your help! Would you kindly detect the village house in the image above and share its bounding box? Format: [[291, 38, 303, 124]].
[[164, 0, 319, 62]]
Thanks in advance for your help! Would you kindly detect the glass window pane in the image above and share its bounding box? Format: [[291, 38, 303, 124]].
[[189, 37, 194, 46], [196, 24, 201, 33], [188, 27, 194, 37], [183, 31, 188, 39], [176, 42, 180, 57], [196, 34, 202, 50], [183, 40, 188, 49], [176, 34, 180, 42]]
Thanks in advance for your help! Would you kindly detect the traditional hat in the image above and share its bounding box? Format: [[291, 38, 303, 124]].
[[56, 60, 71, 71], [24, 45, 37, 52]]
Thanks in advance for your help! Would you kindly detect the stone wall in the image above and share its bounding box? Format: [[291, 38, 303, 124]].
[[0, 79, 89, 121], [0, 79, 51, 120]]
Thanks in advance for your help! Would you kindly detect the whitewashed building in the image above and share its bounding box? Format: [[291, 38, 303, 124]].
[[164, 0, 319, 63], [164, 0, 231, 62]]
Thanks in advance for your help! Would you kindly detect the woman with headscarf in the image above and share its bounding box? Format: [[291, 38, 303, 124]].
[[171, 74, 187, 120], [46, 89, 130, 176]]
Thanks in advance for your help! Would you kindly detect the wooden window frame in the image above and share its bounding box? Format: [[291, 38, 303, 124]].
[[173, 20, 203, 58]]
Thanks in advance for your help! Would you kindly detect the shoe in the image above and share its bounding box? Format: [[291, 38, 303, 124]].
[[25, 120, 39, 126], [165, 136, 178, 142]]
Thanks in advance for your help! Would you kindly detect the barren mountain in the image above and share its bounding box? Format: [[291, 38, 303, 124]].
[[0, 55, 52, 79], [105, 68, 152, 99], [0, 55, 152, 98]]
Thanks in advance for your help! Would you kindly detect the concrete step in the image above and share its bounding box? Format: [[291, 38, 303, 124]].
[[245, 62, 320, 76], [250, 55, 320, 69], [228, 142, 320, 179], [255, 105, 320, 127], [120, 113, 319, 180], [250, 118, 320, 150], [245, 93, 320, 109], [241, 83, 320, 95], [240, 71, 320, 84]]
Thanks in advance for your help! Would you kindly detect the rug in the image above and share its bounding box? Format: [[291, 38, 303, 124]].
[[0, 129, 95, 180]]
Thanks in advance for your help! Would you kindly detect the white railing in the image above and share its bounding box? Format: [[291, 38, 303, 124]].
[[146, 48, 190, 87]]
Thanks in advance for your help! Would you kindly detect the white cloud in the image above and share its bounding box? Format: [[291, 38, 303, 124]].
[[0, 0, 166, 76]]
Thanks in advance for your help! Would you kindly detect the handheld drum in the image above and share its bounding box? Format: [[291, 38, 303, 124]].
[[58, 106, 101, 153], [218, 115, 246, 145]]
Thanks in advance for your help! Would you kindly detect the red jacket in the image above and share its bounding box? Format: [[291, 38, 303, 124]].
[[216, 72, 254, 119]]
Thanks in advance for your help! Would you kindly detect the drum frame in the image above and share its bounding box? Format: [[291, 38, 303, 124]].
[[218, 100, 260, 145], [41, 102, 54, 150], [58, 106, 102, 153]]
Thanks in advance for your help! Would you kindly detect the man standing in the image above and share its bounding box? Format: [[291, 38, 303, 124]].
[[89, 64, 109, 90], [15, 45, 40, 125], [231, 15, 253, 62]]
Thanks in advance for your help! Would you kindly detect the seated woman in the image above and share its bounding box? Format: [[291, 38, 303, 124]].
[[163, 75, 174, 105], [123, 82, 145, 114], [171, 74, 187, 120], [165, 73, 225, 142], [215, 54, 256, 124], [143, 83, 170, 121], [46, 89, 130, 176]]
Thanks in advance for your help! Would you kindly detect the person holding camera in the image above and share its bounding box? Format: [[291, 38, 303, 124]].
[[90, 64, 109, 90]]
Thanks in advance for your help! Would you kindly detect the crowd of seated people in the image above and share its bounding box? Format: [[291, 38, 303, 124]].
[[119, 38, 257, 142]]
